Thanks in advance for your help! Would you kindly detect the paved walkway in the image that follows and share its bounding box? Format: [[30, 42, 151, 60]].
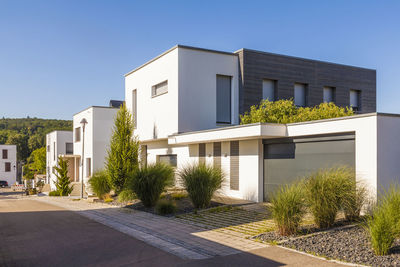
[[35, 196, 267, 260]]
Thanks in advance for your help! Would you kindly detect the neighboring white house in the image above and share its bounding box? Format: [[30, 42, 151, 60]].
[[0, 144, 17, 186], [46, 131, 73, 190], [68, 106, 118, 193]]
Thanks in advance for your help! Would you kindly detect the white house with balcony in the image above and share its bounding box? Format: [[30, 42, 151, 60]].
[[124, 45, 400, 202], [0, 144, 17, 186], [46, 131, 73, 190]]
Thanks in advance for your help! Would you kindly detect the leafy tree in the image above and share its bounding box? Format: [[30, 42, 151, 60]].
[[106, 104, 139, 194], [28, 134, 45, 152], [240, 99, 354, 124], [53, 156, 73, 196], [27, 147, 46, 174], [6, 132, 29, 161], [0, 131, 8, 144]]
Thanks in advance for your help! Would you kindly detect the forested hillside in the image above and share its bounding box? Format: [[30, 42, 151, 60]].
[[0, 118, 72, 162]]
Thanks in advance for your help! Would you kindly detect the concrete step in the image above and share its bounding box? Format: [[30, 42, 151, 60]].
[[70, 182, 87, 197]]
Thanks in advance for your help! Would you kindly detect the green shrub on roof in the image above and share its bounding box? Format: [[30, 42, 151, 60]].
[[240, 99, 354, 124]]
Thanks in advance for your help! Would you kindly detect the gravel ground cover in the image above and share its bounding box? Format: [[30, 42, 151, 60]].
[[279, 226, 400, 267]]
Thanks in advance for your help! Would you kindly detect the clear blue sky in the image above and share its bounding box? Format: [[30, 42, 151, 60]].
[[1, 0, 399, 120]]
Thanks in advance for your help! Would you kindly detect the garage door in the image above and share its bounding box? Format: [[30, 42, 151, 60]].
[[263, 134, 355, 201]]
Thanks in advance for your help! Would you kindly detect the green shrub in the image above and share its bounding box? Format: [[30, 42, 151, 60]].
[[117, 189, 136, 203], [304, 167, 355, 228], [53, 156, 73, 196], [367, 185, 400, 255], [155, 199, 177, 215], [104, 195, 114, 203], [342, 181, 368, 221], [88, 170, 111, 200], [49, 190, 60, 196], [128, 163, 174, 208], [271, 182, 306, 236], [179, 163, 224, 209], [171, 192, 188, 200], [240, 99, 354, 124]]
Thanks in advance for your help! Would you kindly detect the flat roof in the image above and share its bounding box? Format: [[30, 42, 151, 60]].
[[124, 45, 237, 77], [73, 106, 119, 116]]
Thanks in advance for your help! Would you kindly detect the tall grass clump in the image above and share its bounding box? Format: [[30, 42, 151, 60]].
[[270, 182, 306, 236], [342, 181, 368, 221], [367, 185, 400, 255], [128, 163, 174, 208], [304, 166, 355, 228], [179, 163, 224, 209], [88, 170, 111, 200], [117, 189, 136, 203]]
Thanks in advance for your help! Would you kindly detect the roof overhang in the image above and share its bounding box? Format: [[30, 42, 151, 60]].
[[168, 123, 287, 145]]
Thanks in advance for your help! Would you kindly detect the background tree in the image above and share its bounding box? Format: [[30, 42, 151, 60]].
[[27, 147, 46, 174], [106, 104, 139, 194], [240, 99, 354, 124], [53, 156, 73, 196], [6, 132, 29, 161]]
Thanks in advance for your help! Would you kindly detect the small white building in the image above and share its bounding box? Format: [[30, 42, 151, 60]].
[[46, 131, 73, 190], [68, 106, 119, 192], [0, 144, 17, 186]]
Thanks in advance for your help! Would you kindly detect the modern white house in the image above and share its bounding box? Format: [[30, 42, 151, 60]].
[[46, 131, 73, 190], [66, 105, 119, 194], [123, 45, 400, 202], [0, 144, 17, 186]]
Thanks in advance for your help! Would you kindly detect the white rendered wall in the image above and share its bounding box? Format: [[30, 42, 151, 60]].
[[177, 48, 239, 132], [377, 115, 400, 192], [125, 49, 179, 141], [287, 116, 378, 197], [0, 144, 17, 185], [73, 108, 94, 185], [46, 131, 73, 190]]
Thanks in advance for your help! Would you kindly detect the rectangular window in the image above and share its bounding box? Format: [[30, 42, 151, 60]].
[[216, 75, 231, 124], [75, 127, 81, 142], [2, 149, 7, 159], [323, 86, 335, 103], [53, 142, 56, 161], [132, 89, 137, 129], [213, 142, 221, 168], [140, 145, 147, 167], [66, 143, 73, 155], [86, 158, 91, 177], [47, 145, 50, 152], [199, 143, 206, 164], [294, 83, 307, 107], [5, 162, 11, 172], [350, 89, 361, 111], [152, 80, 168, 97], [230, 141, 239, 190], [157, 155, 177, 167], [262, 79, 276, 101]]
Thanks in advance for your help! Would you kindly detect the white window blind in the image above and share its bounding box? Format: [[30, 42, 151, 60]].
[[152, 81, 168, 97], [350, 90, 360, 110]]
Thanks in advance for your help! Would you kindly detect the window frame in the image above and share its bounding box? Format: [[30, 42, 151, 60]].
[[65, 143, 73, 155], [294, 83, 308, 107], [323, 86, 336, 103], [5, 162, 11, 172], [216, 74, 232, 124], [151, 80, 168, 98], [75, 127, 81, 142], [350, 89, 361, 111], [156, 154, 177, 167], [2, 149, 7, 159], [262, 79, 277, 102]]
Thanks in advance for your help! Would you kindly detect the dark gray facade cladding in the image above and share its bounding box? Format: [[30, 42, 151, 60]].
[[235, 49, 376, 115]]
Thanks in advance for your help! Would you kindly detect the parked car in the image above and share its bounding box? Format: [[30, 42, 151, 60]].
[[0, 180, 9, 187]]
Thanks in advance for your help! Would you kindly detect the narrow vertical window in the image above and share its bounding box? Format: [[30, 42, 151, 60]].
[[86, 158, 91, 177], [5, 162, 11, 172], [350, 89, 361, 111], [216, 75, 231, 124], [75, 127, 81, 142], [262, 79, 276, 101], [2, 149, 7, 159], [294, 83, 307, 107], [230, 141, 239, 190], [199, 143, 206, 164], [132, 89, 137, 129], [213, 142, 221, 168], [53, 142, 56, 161], [323, 86, 335, 103]]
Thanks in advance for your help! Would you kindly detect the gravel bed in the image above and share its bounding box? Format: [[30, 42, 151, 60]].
[[281, 226, 400, 267]]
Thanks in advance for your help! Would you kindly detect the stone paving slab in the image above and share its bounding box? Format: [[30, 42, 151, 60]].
[[34, 196, 267, 260]]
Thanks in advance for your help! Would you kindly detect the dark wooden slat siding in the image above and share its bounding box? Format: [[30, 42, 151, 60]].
[[230, 141, 239, 190], [236, 49, 376, 115], [140, 145, 147, 167], [199, 143, 206, 164], [213, 142, 221, 168]]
